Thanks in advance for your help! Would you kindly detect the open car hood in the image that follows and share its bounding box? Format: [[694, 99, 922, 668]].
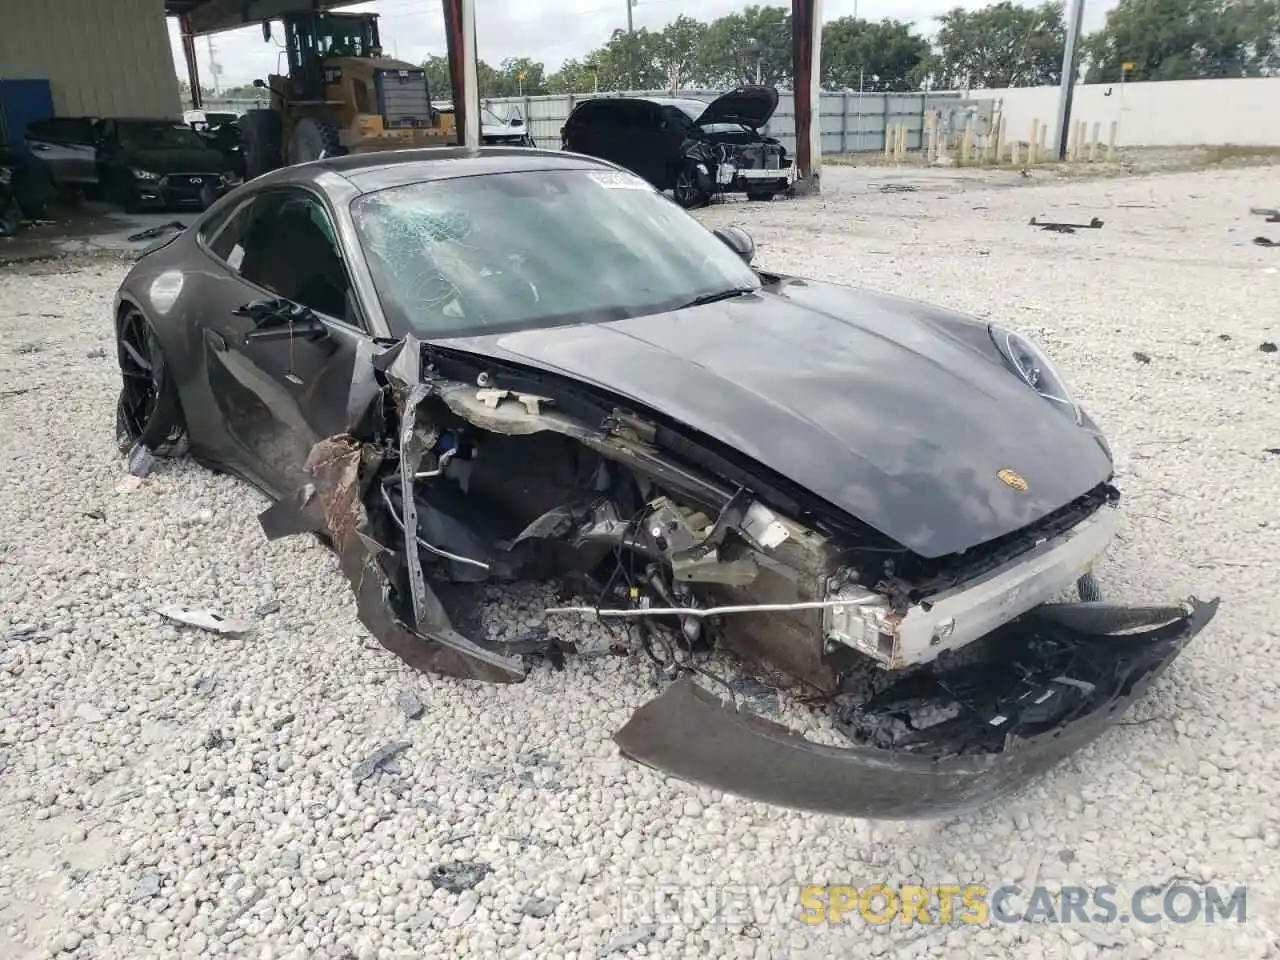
[[696, 85, 779, 129]]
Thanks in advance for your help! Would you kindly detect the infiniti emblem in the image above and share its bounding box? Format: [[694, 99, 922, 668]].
[[190, 177, 203, 184]]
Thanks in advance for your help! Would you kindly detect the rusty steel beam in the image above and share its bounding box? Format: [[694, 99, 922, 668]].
[[790, 0, 822, 195], [441, 0, 479, 147], [179, 14, 203, 109]]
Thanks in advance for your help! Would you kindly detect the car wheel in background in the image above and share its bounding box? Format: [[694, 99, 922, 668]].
[[114, 306, 186, 456], [745, 190, 776, 202], [241, 109, 284, 179], [0, 195, 21, 237], [289, 117, 343, 165], [673, 162, 708, 209]]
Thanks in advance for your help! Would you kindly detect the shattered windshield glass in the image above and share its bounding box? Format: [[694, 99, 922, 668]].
[[349, 168, 761, 337]]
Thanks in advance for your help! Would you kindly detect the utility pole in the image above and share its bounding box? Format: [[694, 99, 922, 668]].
[[1054, 0, 1086, 159], [626, 0, 634, 33], [205, 35, 221, 97]]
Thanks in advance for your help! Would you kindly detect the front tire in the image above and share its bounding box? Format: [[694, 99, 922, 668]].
[[673, 162, 708, 209], [115, 307, 186, 456], [289, 117, 343, 165]]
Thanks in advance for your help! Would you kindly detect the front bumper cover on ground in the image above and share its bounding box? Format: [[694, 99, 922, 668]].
[[613, 598, 1218, 819]]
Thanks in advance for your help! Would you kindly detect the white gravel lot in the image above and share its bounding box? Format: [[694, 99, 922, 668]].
[[1, 164, 1278, 960]]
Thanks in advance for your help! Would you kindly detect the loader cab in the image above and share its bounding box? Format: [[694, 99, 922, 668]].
[[281, 11, 382, 102]]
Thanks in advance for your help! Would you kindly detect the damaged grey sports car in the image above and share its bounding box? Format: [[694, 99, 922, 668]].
[[112, 147, 1217, 819]]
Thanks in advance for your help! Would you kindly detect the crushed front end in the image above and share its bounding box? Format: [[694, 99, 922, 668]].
[[261, 335, 1218, 818], [686, 137, 793, 199], [615, 599, 1216, 819]]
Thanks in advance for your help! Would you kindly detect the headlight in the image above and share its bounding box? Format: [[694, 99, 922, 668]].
[[0, 166, 11, 185], [988, 324, 1081, 424], [219, 171, 241, 185], [131, 168, 160, 181]]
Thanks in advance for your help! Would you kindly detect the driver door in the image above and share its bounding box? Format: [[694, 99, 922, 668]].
[[196, 186, 372, 496]]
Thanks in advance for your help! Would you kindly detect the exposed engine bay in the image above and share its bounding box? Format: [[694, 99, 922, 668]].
[[259, 334, 1216, 818], [686, 133, 792, 198]]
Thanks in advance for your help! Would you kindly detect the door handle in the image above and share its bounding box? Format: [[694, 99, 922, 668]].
[[204, 328, 228, 352]]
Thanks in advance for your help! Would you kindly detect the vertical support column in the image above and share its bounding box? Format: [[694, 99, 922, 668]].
[[179, 14, 202, 110], [1054, 0, 1086, 159], [790, 0, 822, 195], [442, 0, 479, 147]]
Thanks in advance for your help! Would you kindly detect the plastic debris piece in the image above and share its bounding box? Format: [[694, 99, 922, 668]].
[[126, 442, 156, 478], [155, 606, 253, 635], [600, 924, 658, 956], [351, 741, 411, 783], [396, 690, 425, 719], [429, 861, 490, 893]]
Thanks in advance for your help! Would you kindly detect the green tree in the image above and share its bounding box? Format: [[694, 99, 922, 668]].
[[932, 1, 1066, 88], [697, 6, 793, 87], [821, 17, 931, 91], [590, 28, 671, 90], [659, 15, 709, 88], [546, 58, 599, 94], [420, 55, 452, 103], [1083, 0, 1280, 82], [496, 57, 549, 96]]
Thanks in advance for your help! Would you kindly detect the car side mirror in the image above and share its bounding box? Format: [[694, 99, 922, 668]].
[[714, 226, 755, 264], [253, 78, 267, 89]]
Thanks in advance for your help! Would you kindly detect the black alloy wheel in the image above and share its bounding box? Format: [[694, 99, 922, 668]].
[[114, 307, 186, 456], [673, 163, 708, 209]]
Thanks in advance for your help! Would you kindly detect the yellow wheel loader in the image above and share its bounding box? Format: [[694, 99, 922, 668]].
[[241, 11, 455, 179]]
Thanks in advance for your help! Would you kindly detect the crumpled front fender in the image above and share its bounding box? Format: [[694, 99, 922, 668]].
[[613, 598, 1218, 819]]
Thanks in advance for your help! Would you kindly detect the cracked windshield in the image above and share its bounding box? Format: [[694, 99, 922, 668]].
[[349, 168, 759, 337]]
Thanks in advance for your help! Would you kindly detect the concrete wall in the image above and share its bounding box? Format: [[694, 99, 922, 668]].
[[0, 0, 180, 117], [968, 77, 1280, 150]]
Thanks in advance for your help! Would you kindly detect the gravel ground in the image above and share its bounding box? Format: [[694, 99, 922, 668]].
[[1, 164, 1278, 960]]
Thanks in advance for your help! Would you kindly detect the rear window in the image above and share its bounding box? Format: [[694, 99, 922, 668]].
[[27, 117, 96, 143]]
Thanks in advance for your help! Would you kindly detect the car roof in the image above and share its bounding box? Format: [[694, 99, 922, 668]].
[[253, 147, 615, 194], [574, 95, 708, 112]]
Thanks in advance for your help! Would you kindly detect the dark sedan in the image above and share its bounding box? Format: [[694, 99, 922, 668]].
[[110, 148, 1217, 819], [96, 118, 242, 211]]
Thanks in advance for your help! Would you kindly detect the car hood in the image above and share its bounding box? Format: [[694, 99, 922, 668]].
[[123, 148, 230, 175], [437, 279, 1114, 559], [696, 85, 779, 129]]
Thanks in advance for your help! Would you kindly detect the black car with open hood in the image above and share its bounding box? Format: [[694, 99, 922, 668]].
[[561, 86, 792, 208]]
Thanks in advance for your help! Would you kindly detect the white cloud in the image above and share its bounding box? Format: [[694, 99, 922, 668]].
[[169, 0, 1118, 89]]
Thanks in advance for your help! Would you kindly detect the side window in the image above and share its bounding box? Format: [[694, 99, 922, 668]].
[[660, 106, 692, 131], [204, 195, 265, 271], [231, 191, 354, 323]]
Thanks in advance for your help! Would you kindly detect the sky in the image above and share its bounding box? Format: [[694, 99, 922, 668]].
[[168, 0, 1119, 90]]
